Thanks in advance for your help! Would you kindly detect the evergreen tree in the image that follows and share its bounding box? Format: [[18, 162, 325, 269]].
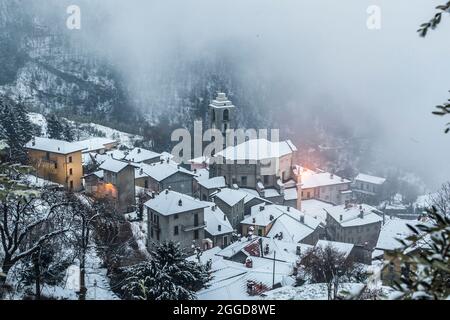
[[0, 96, 30, 162], [46, 114, 64, 140], [15, 101, 33, 144], [120, 241, 211, 300], [62, 119, 75, 142]]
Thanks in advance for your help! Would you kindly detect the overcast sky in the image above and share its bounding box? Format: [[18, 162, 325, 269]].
[[41, 0, 450, 189]]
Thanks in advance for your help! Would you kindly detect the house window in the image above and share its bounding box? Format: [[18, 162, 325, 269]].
[[174, 226, 179, 236], [241, 176, 247, 186], [307, 192, 311, 199], [174, 214, 179, 220], [223, 236, 228, 247], [54, 163, 58, 169], [194, 229, 199, 240], [194, 213, 199, 226], [212, 110, 216, 122], [150, 228, 153, 238], [69, 181, 74, 190], [68, 156, 73, 163], [69, 168, 73, 175], [223, 109, 229, 121], [263, 175, 269, 185]]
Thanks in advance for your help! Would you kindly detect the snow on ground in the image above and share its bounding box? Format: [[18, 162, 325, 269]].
[[261, 283, 365, 300], [28, 112, 142, 148], [45, 247, 119, 300], [22, 174, 61, 188]]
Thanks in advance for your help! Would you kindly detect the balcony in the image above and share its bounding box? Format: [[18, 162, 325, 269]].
[[182, 223, 206, 232]]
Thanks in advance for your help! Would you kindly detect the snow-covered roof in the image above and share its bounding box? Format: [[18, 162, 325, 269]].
[[300, 199, 335, 224], [325, 203, 383, 227], [135, 161, 195, 182], [198, 176, 227, 190], [25, 137, 86, 154], [301, 168, 351, 189], [355, 173, 386, 185], [124, 147, 161, 163], [189, 155, 210, 165], [209, 93, 235, 109], [105, 149, 127, 161], [375, 218, 419, 252], [266, 214, 317, 243], [204, 203, 234, 236], [74, 137, 117, 153], [244, 204, 321, 231], [263, 188, 281, 198], [215, 138, 297, 161], [242, 205, 286, 227], [194, 168, 210, 182], [315, 240, 354, 259], [99, 158, 133, 173], [283, 187, 298, 201], [83, 170, 104, 179], [214, 188, 247, 206], [144, 190, 209, 216]]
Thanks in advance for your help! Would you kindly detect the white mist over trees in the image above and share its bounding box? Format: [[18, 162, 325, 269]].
[[1, 0, 450, 188]]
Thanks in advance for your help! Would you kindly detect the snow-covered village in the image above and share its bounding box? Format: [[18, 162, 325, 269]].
[[1, 0, 450, 304]]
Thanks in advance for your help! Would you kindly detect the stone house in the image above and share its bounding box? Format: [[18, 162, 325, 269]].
[[135, 159, 196, 196], [25, 137, 86, 191], [325, 203, 383, 252], [145, 189, 209, 252]]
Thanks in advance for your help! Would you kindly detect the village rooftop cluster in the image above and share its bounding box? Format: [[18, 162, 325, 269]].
[[14, 93, 431, 299]]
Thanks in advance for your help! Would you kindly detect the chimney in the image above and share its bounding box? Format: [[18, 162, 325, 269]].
[[166, 158, 170, 163], [359, 209, 364, 219], [160, 159, 164, 164], [224, 214, 227, 221], [32, 137, 36, 146], [193, 169, 197, 174], [165, 189, 169, 195], [287, 206, 290, 212], [269, 215, 274, 221], [139, 168, 143, 175], [259, 205, 265, 211], [245, 257, 253, 268], [300, 215, 305, 224], [339, 214, 343, 221], [211, 205, 216, 212], [137, 148, 141, 154], [178, 199, 183, 206], [330, 173, 334, 179], [296, 246, 301, 255], [252, 217, 256, 223]]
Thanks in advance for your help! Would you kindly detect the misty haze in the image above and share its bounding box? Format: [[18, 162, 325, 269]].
[[0, 0, 449, 303]]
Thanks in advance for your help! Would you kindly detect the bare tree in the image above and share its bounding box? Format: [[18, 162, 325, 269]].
[[67, 193, 102, 300], [301, 245, 354, 300], [429, 182, 450, 216], [0, 188, 71, 298]]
